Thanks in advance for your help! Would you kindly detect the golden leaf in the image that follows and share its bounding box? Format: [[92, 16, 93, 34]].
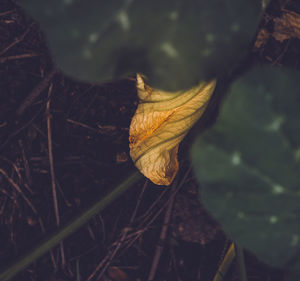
[[129, 74, 216, 186], [273, 10, 300, 42]]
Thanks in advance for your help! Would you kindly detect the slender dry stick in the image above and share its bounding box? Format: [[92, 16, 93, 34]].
[[169, 247, 182, 281], [94, 180, 148, 280], [0, 106, 44, 152], [97, 214, 106, 244], [0, 26, 31, 56], [138, 164, 191, 226], [55, 179, 72, 207], [142, 167, 192, 229], [66, 119, 98, 132], [121, 168, 192, 255], [115, 181, 150, 255], [86, 255, 110, 281], [0, 53, 39, 63], [96, 232, 129, 280], [147, 167, 192, 281], [46, 83, 59, 226], [147, 181, 177, 281], [46, 83, 65, 267], [0, 168, 36, 213], [16, 68, 56, 116], [130, 180, 148, 222], [0, 156, 23, 182], [137, 188, 168, 222], [18, 139, 33, 187], [0, 155, 34, 195]]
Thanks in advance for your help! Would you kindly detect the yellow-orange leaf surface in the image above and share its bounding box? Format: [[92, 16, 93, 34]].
[[129, 74, 216, 185]]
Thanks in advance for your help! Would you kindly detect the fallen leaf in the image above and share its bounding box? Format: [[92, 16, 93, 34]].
[[273, 10, 300, 42], [129, 74, 216, 185], [254, 10, 300, 48]]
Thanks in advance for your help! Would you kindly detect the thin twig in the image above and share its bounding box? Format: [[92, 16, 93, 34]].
[[46, 83, 65, 267], [147, 181, 177, 281], [130, 180, 148, 222], [120, 168, 192, 256], [16, 68, 56, 116], [96, 230, 129, 281], [271, 40, 290, 66], [18, 139, 33, 187], [136, 187, 168, 222], [0, 106, 44, 152], [95, 181, 148, 280], [0, 26, 31, 56], [87, 181, 148, 280], [97, 214, 106, 244], [0, 168, 36, 214], [140, 167, 192, 229], [147, 167, 192, 281], [46, 83, 59, 225], [86, 256, 110, 281], [66, 119, 98, 132], [170, 247, 183, 281], [0, 53, 39, 63], [0, 156, 23, 185], [55, 179, 72, 207], [112, 192, 172, 256]]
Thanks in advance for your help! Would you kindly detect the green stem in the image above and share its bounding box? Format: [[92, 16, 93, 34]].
[[235, 243, 248, 281], [0, 171, 141, 281]]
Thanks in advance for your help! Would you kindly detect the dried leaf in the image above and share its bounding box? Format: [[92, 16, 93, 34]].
[[254, 27, 270, 49], [129, 74, 216, 185], [254, 10, 300, 48], [273, 10, 300, 42]]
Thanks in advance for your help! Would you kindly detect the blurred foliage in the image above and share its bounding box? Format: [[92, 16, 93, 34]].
[[19, 0, 262, 90], [191, 67, 300, 269]]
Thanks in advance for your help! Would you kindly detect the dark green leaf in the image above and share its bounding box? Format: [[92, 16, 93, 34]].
[[19, 0, 262, 90], [191, 67, 300, 268]]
